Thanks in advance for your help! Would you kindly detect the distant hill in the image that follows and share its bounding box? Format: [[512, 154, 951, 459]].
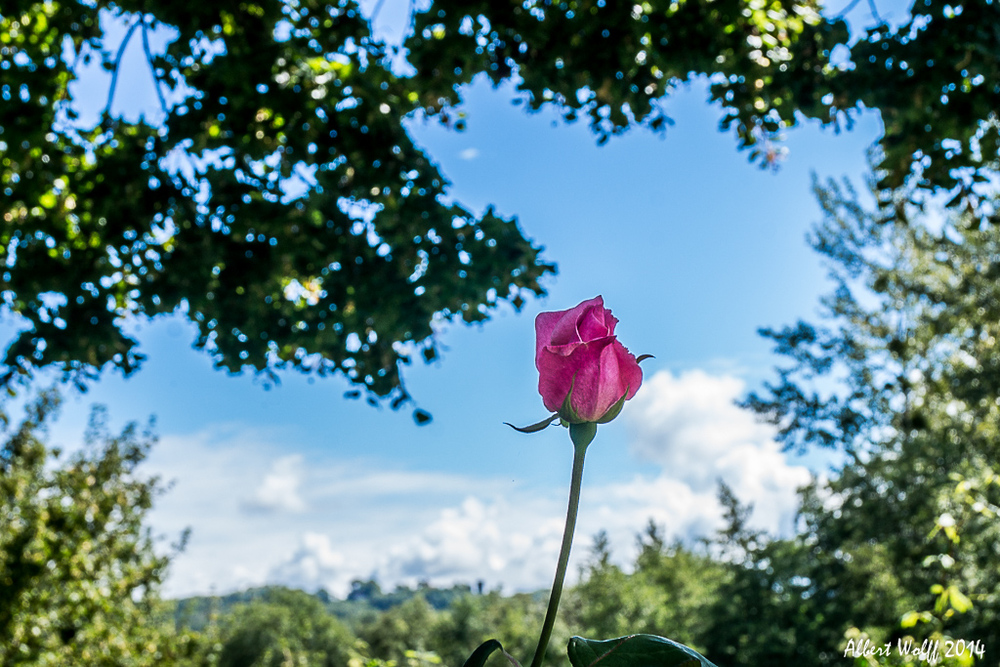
[[172, 579, 484, 631]]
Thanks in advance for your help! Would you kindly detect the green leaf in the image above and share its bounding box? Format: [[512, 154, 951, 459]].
[[505, 413, 559, 433], [567, 635, 718, 667], [947, 585, 973, 613], [462, 639, 521, 667]]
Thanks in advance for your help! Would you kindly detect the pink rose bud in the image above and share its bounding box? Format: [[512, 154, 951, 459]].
[[534, 296, 643, 424]]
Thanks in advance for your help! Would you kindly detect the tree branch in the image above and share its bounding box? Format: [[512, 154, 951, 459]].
[[866, 0, 885, 24], [835, 0, 863, 19], [104, 17, 142, 117], [140, 16, 171, 118]]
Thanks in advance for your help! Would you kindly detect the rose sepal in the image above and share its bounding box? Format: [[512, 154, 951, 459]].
[[505, 413, 560, 433], [557, 377, 587, 424], [595, 388, 629, 424]]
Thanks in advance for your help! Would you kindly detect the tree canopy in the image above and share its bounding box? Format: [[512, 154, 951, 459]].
[[2, 0, 997, 412]]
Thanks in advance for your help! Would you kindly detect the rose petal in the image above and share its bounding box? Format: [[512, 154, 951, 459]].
[[565, 339, 618, 422], [548, 296, 605, 346], [538, 338, 612, 416], [576, 342, 620, 421], [536, 348, 578, 413], [535, 310, 565, 368], [544, 332, 614, 358], [578, 302, 612, 342], [611, 340, 643, 400]]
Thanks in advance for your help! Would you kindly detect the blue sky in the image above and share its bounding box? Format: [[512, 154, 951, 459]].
[[13, 1, 901, 598]]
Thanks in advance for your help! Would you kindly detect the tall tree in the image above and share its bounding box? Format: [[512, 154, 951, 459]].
[[745, 175, 1000, 657]]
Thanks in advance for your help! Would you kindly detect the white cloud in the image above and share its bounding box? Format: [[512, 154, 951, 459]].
[[142, 426, 513, 598], [376, 496, 565, 592], [242, 454, 307, 513], [459, 147, 480, 160], [143, 425, 305, 597], [140, 371, 813, 599], [311, 469, 494, 501], [269, 533, 348, 593], [389, 497, 504, 577], [587, 475, 726, 548], [626, 369, 812, 536]]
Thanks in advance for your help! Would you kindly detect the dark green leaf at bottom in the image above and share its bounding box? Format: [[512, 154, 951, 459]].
[[567, 635, 718, 667], [463, 639, 522, 667]]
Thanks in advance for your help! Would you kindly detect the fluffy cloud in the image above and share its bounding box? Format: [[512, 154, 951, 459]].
[[242, 454, 307, 513], [587, 475, 727, 548], [376, 496, 565, 592], [269, 533, 348, 593], [625, 369, 812, 536], [142, 426, 311, 597], [388, 497, 505, 578]]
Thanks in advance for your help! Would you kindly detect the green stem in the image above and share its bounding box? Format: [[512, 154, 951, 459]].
[[529, 426, 592, 667]]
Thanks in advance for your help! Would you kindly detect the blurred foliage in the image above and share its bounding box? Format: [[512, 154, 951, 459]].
[[3, 0, 999, 410], [422, 589, 555, 667], [213, 588, 358, 667], [174, 580, 474, 631], [407, 0, 841, 162], [357, 596, 440, 665], [342, 579, 478, 614], [565, 523, 723, 652], [171, 583, 553, 667], [0, 392, 204, 665], [839, 467, 997, 667]]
